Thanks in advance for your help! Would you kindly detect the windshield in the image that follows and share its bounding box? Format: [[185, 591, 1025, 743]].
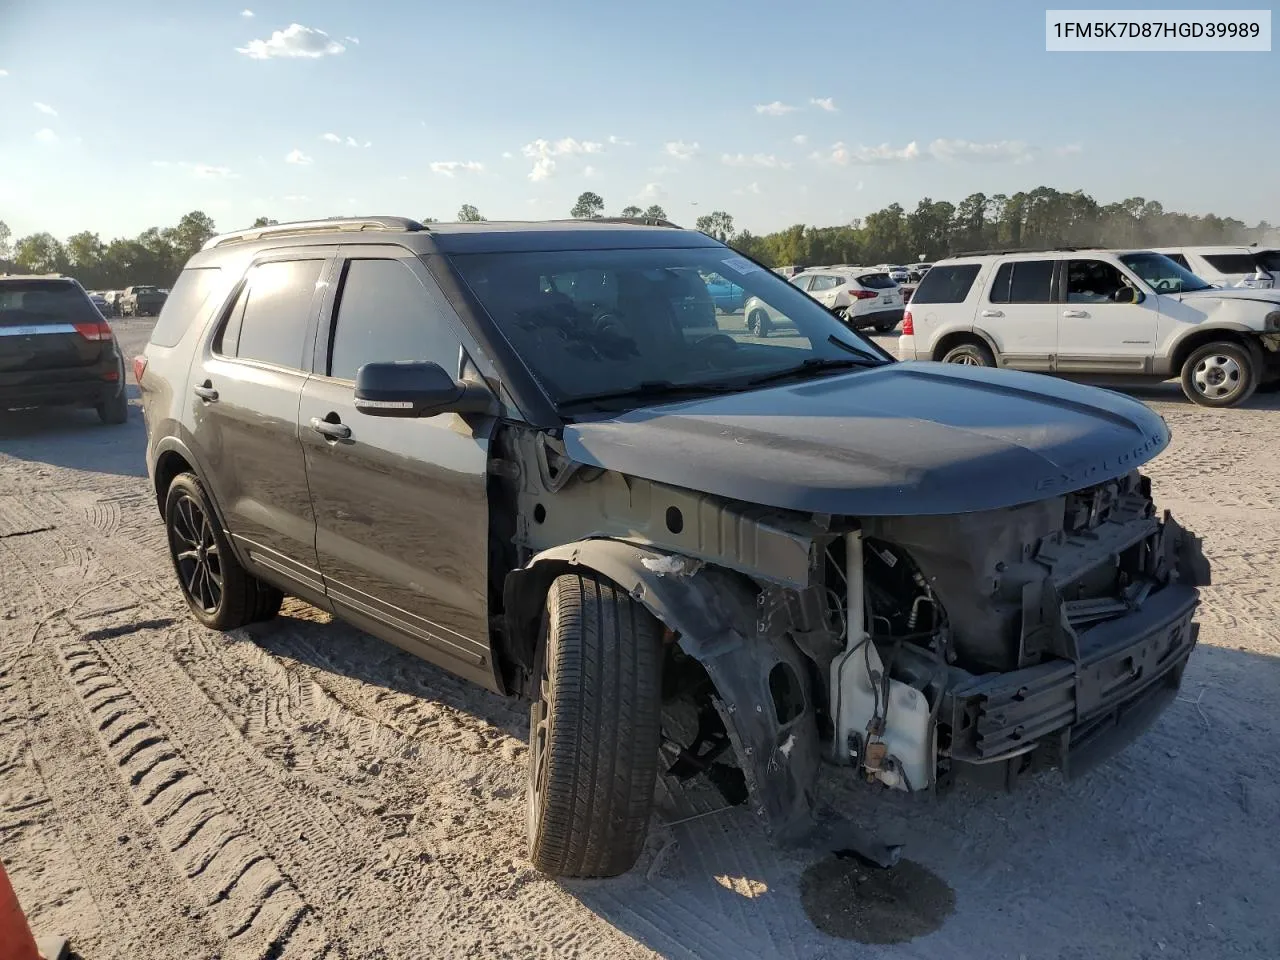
[[1118, 252, 1213, 294], [450, 246, 888, 411]]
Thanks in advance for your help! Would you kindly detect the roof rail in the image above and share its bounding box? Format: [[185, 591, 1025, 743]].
[[202, 216, 427, 251], [951, 246, 1082, 257], [581, 216, 682, 229]]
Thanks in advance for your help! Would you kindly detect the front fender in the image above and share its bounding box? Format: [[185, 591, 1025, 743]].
[[510, 538, 820, 840]]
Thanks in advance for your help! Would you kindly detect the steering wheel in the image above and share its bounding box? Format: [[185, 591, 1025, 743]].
[[1152, 278, 1176, 294], [592, 312, 628, 336], [691, 333, 739, 352]]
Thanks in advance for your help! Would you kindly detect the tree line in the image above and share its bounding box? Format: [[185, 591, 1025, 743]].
[[2, 185, 1273, 288]]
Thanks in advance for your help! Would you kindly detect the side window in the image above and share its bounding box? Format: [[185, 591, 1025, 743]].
[[989, 260, 1054, 303], [912, 264, 981, 304], [150, 267, 222, 348], [1202, 253, 1259, 275], [1164, 253, 1192, 270], [1066, 260, 1132, 304], [328, 259, 458, 381], [793, 275, 815, 291], [220, 259, 324, 368]]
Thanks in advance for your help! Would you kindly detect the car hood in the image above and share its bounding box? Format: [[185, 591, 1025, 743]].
[[562, 362, 1171, 517], [1175, 287, 1280, 307]]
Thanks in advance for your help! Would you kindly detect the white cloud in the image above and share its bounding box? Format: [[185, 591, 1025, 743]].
[[583, 165, 597, 177], [734, 182, 763, 196], [809, 97, 838, 112], [1056, 143, 1084, 156], [638, 183, 666, 202], [34, 128, 59, 144], [792, 134, 808, 145], [151, 160, 172, 167], [608, 135, 633, 146], [34, 102, 57, 116], [813, 138, 1037, 166], [429, 160, 484, 177], [283, 195, 310, 202], [649, 164, 676, 176], [0, 69, 9, 78], [321, 132, 342, 143], [664, 140, 700, 160], [501, 151, 513, 159], [520, 137, 604, 181], [721, 152, 790, 169], [754, 101, 796, 116], [193, 164, 236, 179], [345, 36, 360, 44], [237, 23, 346, 59], [285, 148, 313, 165], [929, 138, 1035, 163], [241, 8, 254, 17], [813, 141, 923, 165]]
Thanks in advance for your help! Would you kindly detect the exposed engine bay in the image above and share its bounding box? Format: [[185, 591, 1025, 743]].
[[496, 426, 1211, 838]]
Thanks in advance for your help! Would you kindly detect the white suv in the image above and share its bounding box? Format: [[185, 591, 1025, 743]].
[[745, 268, 904, 335], [898, 248, 1280, 407], [1152, 245, 1280, 290]]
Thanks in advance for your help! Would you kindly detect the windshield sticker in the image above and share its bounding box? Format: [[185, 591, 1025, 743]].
[[721, 256, 760, 276]]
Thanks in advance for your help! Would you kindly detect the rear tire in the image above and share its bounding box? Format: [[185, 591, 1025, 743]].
[[1179, 341, 1257, 407], [527, 573, 663, 878], [874, 316, 899, 333], [941, 340, 996, 367], [164, 473, 283, 630], [97, 383, 129, 425]]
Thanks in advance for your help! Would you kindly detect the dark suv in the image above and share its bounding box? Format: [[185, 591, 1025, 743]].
[[139, 216, 1210, 879], [1, 275, 130, 423]]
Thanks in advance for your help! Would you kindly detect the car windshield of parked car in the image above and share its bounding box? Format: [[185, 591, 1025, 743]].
[[451, 246, 888, 410], [1118, 252, 1213, 294], [0, 280, 100, 326]]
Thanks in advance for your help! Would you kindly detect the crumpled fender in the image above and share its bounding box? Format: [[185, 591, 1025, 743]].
[[515, 538, 820, 840]]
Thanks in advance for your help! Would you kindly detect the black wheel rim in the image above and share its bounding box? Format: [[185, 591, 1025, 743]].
[[527, 649, 552, 842], [170, 494, 223, 614]]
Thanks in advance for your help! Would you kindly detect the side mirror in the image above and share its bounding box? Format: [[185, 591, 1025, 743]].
[[354, 361, 493, 418], [1113, 286, 1143, 304]]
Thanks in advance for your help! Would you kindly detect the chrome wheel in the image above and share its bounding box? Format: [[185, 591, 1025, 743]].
[[948, 353, 980, 365], [1193, 353, 1242, 400], [169, 493, 222, 614]]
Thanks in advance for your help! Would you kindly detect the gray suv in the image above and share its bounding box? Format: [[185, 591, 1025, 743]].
[[138, 216, 1210, 879]]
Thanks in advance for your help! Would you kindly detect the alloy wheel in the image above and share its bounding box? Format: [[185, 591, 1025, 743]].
[[170, 494, 223, 613], [1193, 353, 1241, 400]]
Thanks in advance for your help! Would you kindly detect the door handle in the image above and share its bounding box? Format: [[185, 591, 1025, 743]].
[[1062, 310, 1089, 318], [310, 416, 352, 441], [980, 309, 1004, 318], [192, 382, 219, 402]]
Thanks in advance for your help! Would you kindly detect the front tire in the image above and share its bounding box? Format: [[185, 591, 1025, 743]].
[[1180, 341, 1257, 407], [527, 573, 663, 878], [164, 473, 282, 630], [941, 340, 996, 367]]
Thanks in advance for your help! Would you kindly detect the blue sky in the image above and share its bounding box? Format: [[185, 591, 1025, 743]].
[[1, 0, 1277, 240]]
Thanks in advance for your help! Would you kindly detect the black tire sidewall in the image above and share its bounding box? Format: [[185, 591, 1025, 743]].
[[164, 474, 236, 629], [1180, 342, 1257, 408]]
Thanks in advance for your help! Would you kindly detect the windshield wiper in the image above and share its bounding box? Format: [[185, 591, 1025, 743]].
[[745, 353, 882, 388], [556, 379, 735, 411]]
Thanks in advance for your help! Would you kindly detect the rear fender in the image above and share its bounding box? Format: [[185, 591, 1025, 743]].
[[507, 538, 820, 840]]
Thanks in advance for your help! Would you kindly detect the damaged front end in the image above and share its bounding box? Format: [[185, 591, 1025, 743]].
[[497, 427, 1210, 843]]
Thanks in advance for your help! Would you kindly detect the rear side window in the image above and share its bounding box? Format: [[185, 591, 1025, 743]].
[[912, 264, 981, 303], [856, 273, 897, 290], [1255, 250, 1280, 272], [150, 268, 222, 347], [0, 281, 99, 326], [328, 259, 458, 380], [1163, 253, 1192, 270], [220, 259, 323, 369], [1202, 254, 1258, 274], [989, 260, 1054, 303]]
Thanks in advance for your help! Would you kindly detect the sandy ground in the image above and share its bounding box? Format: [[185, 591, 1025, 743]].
[[1, 318, 1278, 959]]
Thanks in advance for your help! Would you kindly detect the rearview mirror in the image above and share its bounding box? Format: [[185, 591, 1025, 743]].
[[1113, 286, 1143, 304], [354, 361, 493, 418]]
